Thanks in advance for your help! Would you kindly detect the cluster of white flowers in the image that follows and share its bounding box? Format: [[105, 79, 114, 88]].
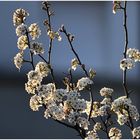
[[37, 83, 55, 102], [119, 48, 140, 71], [47, 30, 62, 41], [27, 74, 90, 129], [109, 127, 122, 139], [14, 51, 23, 70], [30, 95, 42, 111], [16, 23, 27, 37], [127, 48, 140, 62], [117, 113, 128, 125], [35, 62, 50, 77], [13, 8, 29, 26], [13, 9, 43, 71], [30, 42, 44, 55], [25, 62, 50, 94], [132, 126, 140, 138], [28, 23, 41, 40], [77, 77, 93, 91], [100, 87, 113, 97], [44, 103, 65, 121], [67, 111, 79, 125], [17, 35, 28, 50], [53, 89, 67, 102], [112, 96, 139, 125], [120, 58, 134, 71], [77, 117, 89, 130], [85, 130, 99, 139]]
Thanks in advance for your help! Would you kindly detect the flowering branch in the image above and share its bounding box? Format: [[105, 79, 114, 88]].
[[122, 1, 129, 98], [42, 2, 53, 64], [25, 30, 35, 70], [121, 1, 135, 134], [12, 2, 140, 139], [60, 26, 94, 121]]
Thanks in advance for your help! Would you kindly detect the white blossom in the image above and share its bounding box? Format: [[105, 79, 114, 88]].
[[100, 87, 113, 97], [27, 70, 42, 82], [67, 111, 80, 125], [47, 30, 62, 41], [67, 91, 80, 103], [71, 99, 87, 111], [45, 104, 65, 120], [77, 77, 93, 91], [85, 130, 99, 139], [117, 113, 128, 125], [13, 8, 29, 26], [76, 117, 89, 130], [132, 127, 140, 139], [30, 95, 42, 111], [35, 62, 50, 77], [120, 58, 135, 71], [17, 35, 28, 50], [28, 23, 41, 40], [25, 79, 40, 94], [54, 89, 67, 102], [111, 96, 131, 112], [109, 127, 122, 139], [30, 42, 44, 55], [37, 83, 56, 101], [129, 105, 139, 121], [16, 23, 27, 37], [127, 48, 140, 62], [14, 51, 23, 70]]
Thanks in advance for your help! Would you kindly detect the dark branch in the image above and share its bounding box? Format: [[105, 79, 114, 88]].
[[121, 1, 134, 136], [25, 30, 35, 70], [62, 27, 94, 121], [122, 1, 129, 98]]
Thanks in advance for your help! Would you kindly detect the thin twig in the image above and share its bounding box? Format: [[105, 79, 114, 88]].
[[25, 30, 35, 70], [69, 68, 74, 90], [62, 28, 94, 121], [42, 2, 57, 85], [43, 2, 53, 64], [122, 1, 134, 134], [122, 1, 129, 98]]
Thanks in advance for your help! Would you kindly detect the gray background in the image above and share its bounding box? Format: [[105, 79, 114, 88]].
[[0, 1, 140, 138]]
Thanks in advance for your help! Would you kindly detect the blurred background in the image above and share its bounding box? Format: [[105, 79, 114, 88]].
[[0, 1, 140, 138]]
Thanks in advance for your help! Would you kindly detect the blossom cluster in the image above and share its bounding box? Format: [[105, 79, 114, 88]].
[[13, 8, 42, 70], [29, 73, 93, 129], [120, 48, 140, 71], [112, 96, 139, 125]]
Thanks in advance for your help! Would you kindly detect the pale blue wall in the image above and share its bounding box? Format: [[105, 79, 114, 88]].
[[0, 1, 140, 138]]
